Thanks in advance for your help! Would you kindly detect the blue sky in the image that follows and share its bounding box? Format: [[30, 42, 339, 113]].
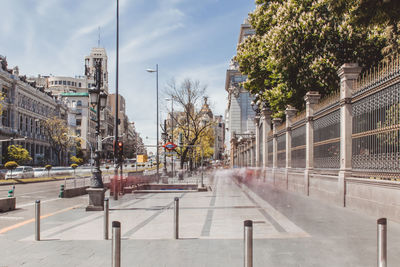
[[0, 0, 255, 148]]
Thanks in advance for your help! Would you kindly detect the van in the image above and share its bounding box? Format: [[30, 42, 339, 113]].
[[5, 166, 35, 179]]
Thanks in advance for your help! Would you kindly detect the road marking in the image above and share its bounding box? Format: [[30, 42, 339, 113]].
[[0, 216, 25, 220], [17, 198, 61, 208], [0, 204, 81, 234]]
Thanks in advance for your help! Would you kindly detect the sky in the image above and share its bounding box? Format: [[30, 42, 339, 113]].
[[0, 0, 256, 150]]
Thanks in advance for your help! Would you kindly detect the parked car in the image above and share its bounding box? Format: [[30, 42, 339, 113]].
[[5, 166, 35, 179], [0, 169, 8, 179]]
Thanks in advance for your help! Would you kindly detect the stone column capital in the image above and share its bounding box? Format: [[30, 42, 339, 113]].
[[304, 91, 321, 104], [338, 63, 361, 99], [272, 117, 282, 126], [261, 107, 272, 118], [285, 105, 297, 118], [337, 63, 362, 80]]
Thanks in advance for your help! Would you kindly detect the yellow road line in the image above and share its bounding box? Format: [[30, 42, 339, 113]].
[[0, 204, 81, 234]]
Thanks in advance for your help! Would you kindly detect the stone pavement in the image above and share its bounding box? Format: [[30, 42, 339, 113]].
[[0, 169, 400, 266]]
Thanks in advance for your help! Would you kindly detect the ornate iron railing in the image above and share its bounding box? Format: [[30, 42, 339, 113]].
[[352, 82, 400, 173], [277, 133, 286, 167], [354, 53, 400, 95], [291, 124, 306, 168], [267, 139, 273, 167], [313, 109, 340, 169]]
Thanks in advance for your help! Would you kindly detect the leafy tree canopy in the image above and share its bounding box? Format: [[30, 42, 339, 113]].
[[7, 145, 32, 165], [236, 0, 389, 116]]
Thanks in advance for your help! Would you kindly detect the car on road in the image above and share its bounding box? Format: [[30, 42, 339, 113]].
[[0, 169, 8, 179], [5, 166, 35, 179]]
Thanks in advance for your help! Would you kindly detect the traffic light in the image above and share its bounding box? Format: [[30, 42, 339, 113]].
[[117, 141, 123, 156]]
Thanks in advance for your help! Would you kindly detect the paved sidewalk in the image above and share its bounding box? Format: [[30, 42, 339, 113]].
[[0, 170, 399, 266]]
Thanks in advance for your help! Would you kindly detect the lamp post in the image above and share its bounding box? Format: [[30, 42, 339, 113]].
[[161, 119, 168, 176], [146, 64, 159, 179], [33, 119, 39, 166], [86, 59, 108, 211], [165, 98, 174, 176]]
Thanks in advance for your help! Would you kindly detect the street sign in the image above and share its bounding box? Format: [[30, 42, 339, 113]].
[[163, 142, 177, 151]]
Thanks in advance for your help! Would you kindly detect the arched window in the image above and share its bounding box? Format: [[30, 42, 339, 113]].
[[77, 100, 82, 107]]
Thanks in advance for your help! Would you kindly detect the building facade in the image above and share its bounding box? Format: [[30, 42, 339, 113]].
[[0, 56, 68, 165], [225, 19, 256, 164]]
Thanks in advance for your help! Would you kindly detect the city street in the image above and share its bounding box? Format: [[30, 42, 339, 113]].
[[0, 170, 399, 266]]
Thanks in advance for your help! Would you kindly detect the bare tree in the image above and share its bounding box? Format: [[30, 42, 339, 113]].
[[166, 78, 215, 171]]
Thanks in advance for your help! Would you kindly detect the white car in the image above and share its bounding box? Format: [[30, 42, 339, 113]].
[[5, 166, 35, 179]]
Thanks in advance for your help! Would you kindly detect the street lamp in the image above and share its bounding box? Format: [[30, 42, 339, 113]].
[[146, 64, 159, 179], [161, 119, 168, 176], [86, 59, 107, 211], [165, 98, 174, 176]]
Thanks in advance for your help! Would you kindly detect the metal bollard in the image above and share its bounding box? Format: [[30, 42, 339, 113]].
[[174, 197, 179, 239], [104, 198, 109, 240], [35, 200, 40, 241], [8, 185, 15, 197], [59, 184, 64, 198], [377, 218, 387, 267], [112, 221, 121, 267], [244, 220, 253, 267]]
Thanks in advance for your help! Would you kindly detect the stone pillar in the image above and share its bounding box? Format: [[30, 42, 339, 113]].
[[285, 106, 297, 189], [304, 91, 321, 196], [250, 137, 256, 167], [272, 118, 282, 184], [337, 63, 361, 206], [254, 116, 260, 167], [272, 118, 282, 169], [262, 108, 272, 168]]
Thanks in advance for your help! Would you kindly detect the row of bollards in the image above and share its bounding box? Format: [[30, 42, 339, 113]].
[[241, 218, 388, 267], [32, 197, 388, 267]]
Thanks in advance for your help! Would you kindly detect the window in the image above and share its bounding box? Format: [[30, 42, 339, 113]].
[[2, 110, 9, 127], [63, 81, 66, 85], [76, 119, 81, 126], [78, 82, 81, 87], [76, 129, 81, 136], [67, 81, 71, 85], [77, 100, 82, 106]]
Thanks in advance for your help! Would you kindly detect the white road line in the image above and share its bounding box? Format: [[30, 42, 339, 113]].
[[17, 197, 61, 208]]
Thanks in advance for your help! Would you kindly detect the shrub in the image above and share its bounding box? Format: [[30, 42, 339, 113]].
[[5, 161, 18, 170], [45, 165, 52, 177]]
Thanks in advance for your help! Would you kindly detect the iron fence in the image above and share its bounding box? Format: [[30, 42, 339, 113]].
[[291, 124, 306, 168], [267, 138, 273, 167], [313, 109, 340, 169], [277, 132, 286, 167], [352, 82, 400, 173]]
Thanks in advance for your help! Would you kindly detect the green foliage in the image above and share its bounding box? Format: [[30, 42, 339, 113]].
[[4, 161, 18, 170], [42, 117, 72, 165], [45, 164, 52, 177], [0, 93, 4, 116], [236, 0, 388, 115], [70, 156, 83, 165], [7, 145, 32, 165], [376, 103, 400, 145], [70, 163, 78, 169]]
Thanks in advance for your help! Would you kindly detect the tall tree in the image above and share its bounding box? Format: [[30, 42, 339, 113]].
[[7, 145, 32, 165], [166, 79, 215, 170], [42, 116, 72, 166], [236, 0, 387, 116]]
